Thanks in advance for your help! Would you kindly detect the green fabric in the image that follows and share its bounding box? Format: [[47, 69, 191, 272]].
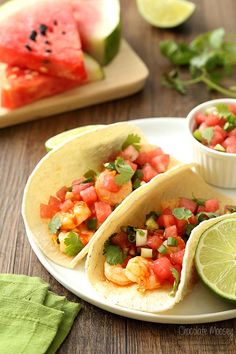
[[0, 274, 81, 354]]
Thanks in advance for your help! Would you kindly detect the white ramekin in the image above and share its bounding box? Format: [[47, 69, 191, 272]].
[[186, 98, 236, 189]]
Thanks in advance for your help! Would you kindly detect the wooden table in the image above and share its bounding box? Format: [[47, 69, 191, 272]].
[[0, 0, 235, 352]]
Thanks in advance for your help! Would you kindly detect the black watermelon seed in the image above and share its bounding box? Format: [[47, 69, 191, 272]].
[[62, 31, 66, 35], [45, 49, 52, 53], [25, 44, 32, 51], [53, 20, 58, 26], [29, 30, 37, 42], [45, 40, 51, 45], [39, 24, 48, 36]]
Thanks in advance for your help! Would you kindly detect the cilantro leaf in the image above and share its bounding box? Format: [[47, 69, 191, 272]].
[[216, 103, 230, 117], [192, 195, 206, 206], [103, 242, 125, 265], [202, 127, 213, 144], [84, 169, 97, 179], [162, 70, 187, 95], [122, 134, 141, 152], [196, 212, 219, 223], [104, 162, 116, 170], [169, 267, 180, 296], [172, 208, 192, 220], [48, 216, 62, 234], [64, 232, 84, 257], [225, 205, 236, 213], [115, 158, 135, 185]]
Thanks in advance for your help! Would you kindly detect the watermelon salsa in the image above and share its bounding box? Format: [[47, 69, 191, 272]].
[[102, 198, 236, 294], [40, 134, 170, 257], [193, 103, 236, 153]]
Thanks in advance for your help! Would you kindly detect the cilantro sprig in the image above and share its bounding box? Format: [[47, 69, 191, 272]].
[[160, 28, 236, 97], [122, 134, 141, 151], [103, 240, 125, 265], [104, 157, 135, 186], [63, 232, 84, 257]]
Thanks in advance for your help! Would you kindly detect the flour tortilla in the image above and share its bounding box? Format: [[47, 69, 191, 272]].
[[22, 122, 180, 268], [86, 164, 236, 313]]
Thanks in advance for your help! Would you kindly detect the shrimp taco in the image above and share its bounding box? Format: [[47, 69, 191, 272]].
[[86, 164, 236, 313], [22, 122, 180, 268]]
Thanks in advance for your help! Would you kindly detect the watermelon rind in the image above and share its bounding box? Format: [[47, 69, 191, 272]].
[[84, 53, 104, 82]]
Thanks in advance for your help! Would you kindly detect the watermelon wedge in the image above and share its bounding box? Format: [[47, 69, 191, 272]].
[[72, 0, 121, 65], [0, 0, 87, 81], [2, 54, 103, 109]]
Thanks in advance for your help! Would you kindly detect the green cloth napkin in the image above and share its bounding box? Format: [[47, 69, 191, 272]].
[[0, 274, 81, 354]]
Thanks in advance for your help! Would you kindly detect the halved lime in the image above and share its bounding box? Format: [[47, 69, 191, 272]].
[[136, 0, 196, 28], [195, 217, 236, 302], [45, 125, 104, 152]]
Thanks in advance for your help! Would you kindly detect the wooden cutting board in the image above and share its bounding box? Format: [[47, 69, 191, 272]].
[[0, 40, 149, 128]]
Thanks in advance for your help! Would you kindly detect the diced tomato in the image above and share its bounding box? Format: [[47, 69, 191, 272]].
[[125, 160, 137, 172], [121, 145, 139, 162], [189, 215, 197, 224], [147, 235, 163, 249], [95, 201, 112, 223], [205, 199, 219, 212], [142, 163, 158, 182], [48, 196, 61, 211], [153, 257, 172, 282], [157, 214, 176, 228], [229, 128, 236, 137], [170, 249, 185, 265], [111, 232, 130, 249], [80, 186, 97, 205], [60, 199, 74, 212], [150, 154, 170, 173], [195, 112, 207, 125], [121, 255, 132, 268], [40, 203, 57, 219], [179, 198, 197, 213], [228, 104, 236, 115], [56, 186, 68, 201], [226, 145, 236, 153], [175, 219, 187, 235], [197, 205, 206, 213], [205, 113, 222, 127], [164, 225, 178, 238]]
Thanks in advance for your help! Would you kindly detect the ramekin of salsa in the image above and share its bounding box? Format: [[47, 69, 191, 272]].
[[187, 98, 236, 189]]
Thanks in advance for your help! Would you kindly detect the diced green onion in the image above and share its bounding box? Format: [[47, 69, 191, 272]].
[[158, 244, 167, 254], [167, 237, 178, 247], [193, 129, 202, 142], [87, 218, 97, 230], [141, 248, 153, 258], [136, 229, 148, 247], [145, 216, 159, 230]]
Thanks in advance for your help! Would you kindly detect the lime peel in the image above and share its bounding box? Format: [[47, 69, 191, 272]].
[[136, 0, 196, 28]]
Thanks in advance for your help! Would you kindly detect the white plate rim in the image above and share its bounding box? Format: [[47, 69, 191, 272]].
[[26, 117, 236, 324]]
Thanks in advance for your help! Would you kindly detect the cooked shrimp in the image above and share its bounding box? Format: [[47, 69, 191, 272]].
[[95, 170, 132, 206], [58, 212, 77, 230], [73, 201, 92, 225], [104, 262, 133, 286], [125, 256, 160, 291]]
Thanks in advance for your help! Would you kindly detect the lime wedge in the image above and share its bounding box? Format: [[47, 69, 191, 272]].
[[136, 0, 196, 28], [45, 125, 104, 152], [195, 217, 236, 302]]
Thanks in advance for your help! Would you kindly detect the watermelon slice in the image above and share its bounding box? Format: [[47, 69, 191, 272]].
[[0, 0, 87, 81], [2, 54, 103, 109], [72, 0, 121, 65]]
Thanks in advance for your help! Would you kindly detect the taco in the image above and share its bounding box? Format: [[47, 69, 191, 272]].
[[86, 164, 236, 313], [22, 122, 180, 268]]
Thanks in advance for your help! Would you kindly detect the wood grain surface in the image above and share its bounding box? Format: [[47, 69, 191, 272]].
[[0, 0, 235, 353]]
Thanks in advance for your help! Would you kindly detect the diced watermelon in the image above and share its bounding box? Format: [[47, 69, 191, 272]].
[[0, 0, 87, 81], [195, 112, 207, 125], [175, 219, 187, 234], [121, 145, 139, 162], [101, 172, 120, 192], [95, 201, 112, 223], [179, 198, 197, 213], [40, 203, 57, 219], [150, 154, 170, 173], [60, 199, 74, 212], [205, 113, 222, 127], [111, 232, 130, 249], [157, 215, 176, 228], [48, 196, 61, 211], [147, 235, 163, 250], [170, 249, 185, 265], [164, 225, 178, 238], [125, 160, 138, 172], [205, 199, 219, 212], [80, 186, 98, 204], [142, 163, 158, 182]]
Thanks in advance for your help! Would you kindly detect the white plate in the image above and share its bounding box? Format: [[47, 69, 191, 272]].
[[27, 117, 236, 324]]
